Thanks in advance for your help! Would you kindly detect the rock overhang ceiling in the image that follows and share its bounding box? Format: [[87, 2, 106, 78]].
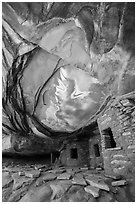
[[20, 20, 108, 132], [2, 2, 135, 140]]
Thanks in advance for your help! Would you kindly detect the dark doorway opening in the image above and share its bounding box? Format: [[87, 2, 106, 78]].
[[71, 148, 78, 159], [51, 151, 60, 163], [94, 144, 100, 157], [102, 127, 116, 149]]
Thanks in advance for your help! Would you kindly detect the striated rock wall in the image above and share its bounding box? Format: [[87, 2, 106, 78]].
[[97, 92, 135, 177]]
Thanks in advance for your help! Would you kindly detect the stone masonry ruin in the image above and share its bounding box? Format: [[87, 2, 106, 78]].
[[60, 91, 135, 177], [98, 92, 135, 176], [2, 2, 135, 202]]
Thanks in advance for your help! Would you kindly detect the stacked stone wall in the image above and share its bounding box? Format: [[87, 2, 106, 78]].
[[60, 139, 90, 167], [98, 92, 135, 177]]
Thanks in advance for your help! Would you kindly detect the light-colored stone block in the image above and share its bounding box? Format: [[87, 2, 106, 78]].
[[111, 180, 127, 186], [84, 185, 100, 198]]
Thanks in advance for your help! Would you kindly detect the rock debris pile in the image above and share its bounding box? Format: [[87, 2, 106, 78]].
[[2, 163, 134, 202]]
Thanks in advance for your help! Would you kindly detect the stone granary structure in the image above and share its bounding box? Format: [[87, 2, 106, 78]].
[[98, 92, 135, 176], [60, 92, 135, 177], [2, 2, 135, 202], [60, 126, 103, 169]]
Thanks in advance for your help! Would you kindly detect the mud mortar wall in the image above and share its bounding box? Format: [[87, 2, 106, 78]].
[[60, 139, 90, 167], [97, 92, 135, 176]]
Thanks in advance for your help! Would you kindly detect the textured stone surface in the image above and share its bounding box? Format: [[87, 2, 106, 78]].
[[127, 145, 135, 150], [85, 177, 110, 191], [19, 185, 52, 202], [72, 176, 87, 186], [66, 168, 75, 175], [12, 173, 34, 191], [25, 170, 40, 178], [60, 139, 90, 167], [18, 171, 25, 176], [49, 167, 66, 174], [49, 180, 71, 200], [97, 191, 114, 202], [2, 172, 13, 188], [57, 173, 71, 180], [8, 186, 29, 202], [35, 177, 43, 187], [98, 92, 135, 177], [84, 185, 100, 198], [111, 180, 127, 186], [42, 173, 57, 182], [2, 161, 135, 202], [80, 167, 89, 171], [115, 186, 130, 202], [34, 164, 47, 170], [68, 192, 88, 202], [2, 185, 13, 202], [63, 185, 90, 202], [105, 173, 121, 180]]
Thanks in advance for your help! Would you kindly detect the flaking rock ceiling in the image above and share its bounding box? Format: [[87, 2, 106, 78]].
[[2, 2, 135, 140]]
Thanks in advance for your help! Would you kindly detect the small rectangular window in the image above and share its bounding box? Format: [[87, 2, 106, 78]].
[[94, 144, 100, 157], [71, 148, 78, 159], [102, 127, 116, 149]]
